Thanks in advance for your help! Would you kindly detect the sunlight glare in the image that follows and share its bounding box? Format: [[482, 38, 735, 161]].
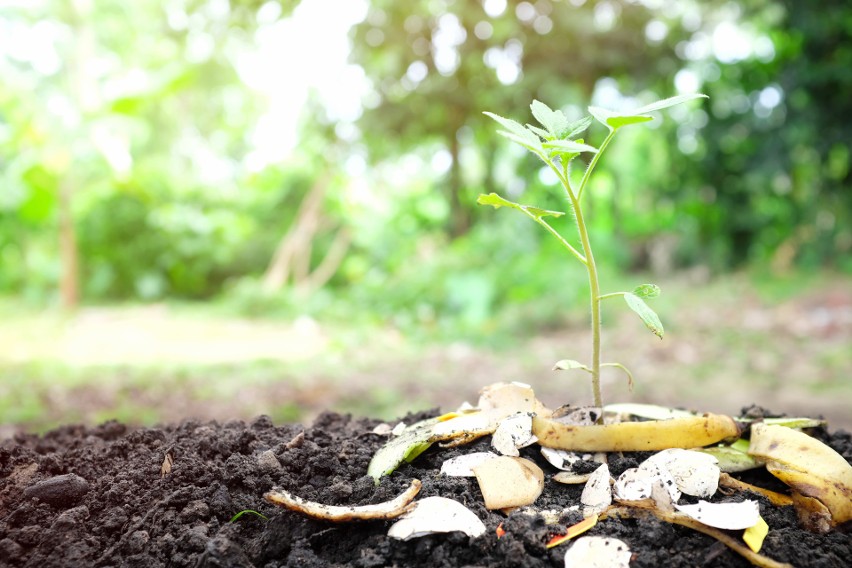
[[238, 0, 369, 171]]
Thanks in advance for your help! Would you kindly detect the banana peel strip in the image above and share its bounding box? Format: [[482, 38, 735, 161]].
[[748, 423, 852, 529], [604, 505, 793, 568], [545, 515, 598, 548], [368, 412, 494, 481], [264, 479, 422, 522], [533, 413, 742, 452], [718, 473, 794, 507]]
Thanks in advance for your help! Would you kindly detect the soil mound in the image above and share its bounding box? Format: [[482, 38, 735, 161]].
[[1, 412, 849, 567]]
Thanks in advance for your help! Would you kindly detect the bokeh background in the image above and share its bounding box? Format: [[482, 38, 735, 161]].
[[1, 0, 850, 436]]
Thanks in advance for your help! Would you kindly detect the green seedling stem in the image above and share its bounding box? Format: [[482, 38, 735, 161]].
[[480, 94, 707, 413]]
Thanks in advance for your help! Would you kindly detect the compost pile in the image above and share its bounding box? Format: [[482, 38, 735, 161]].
[[1, 406, 850, 568]]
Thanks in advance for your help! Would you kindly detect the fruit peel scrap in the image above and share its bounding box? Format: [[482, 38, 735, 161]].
[[264, 479, 422, 522], [748, 423, 852, 531]]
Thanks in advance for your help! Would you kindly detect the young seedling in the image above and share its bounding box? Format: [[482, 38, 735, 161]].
[[478, 93, 708, 411]]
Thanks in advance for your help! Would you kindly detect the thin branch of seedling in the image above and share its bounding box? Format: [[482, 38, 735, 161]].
[[479, 94, 707, 415]]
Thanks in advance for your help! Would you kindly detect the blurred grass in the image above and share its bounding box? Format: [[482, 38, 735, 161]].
[[1, 269, 851, 437]]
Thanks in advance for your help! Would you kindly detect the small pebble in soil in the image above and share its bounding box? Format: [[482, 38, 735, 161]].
[[23, 473, 90, 508]]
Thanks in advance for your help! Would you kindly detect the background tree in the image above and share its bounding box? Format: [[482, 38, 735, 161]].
[[350, 0, 690, 238]]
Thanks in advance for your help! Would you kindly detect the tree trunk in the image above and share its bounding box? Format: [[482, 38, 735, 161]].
[[447, 127, 470, 239], [58, 180, 79, 310]]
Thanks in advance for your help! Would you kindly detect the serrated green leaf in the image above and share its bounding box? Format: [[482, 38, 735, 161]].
[[630, 93, 708, 115], [525, 124, 552, 140], [484, 112, 541, 146], [495, 130, 544, 154], [477, 193, 565, 220], [632, 284, 661, 299], [553, 359, 592, 372], [542, 139, 598, 154], [588, 94, 707, 131], [530, 100, 569, 137], [589, 106, 653, 130], [624, 293, 664, 338], [563, 116, 593, 139]]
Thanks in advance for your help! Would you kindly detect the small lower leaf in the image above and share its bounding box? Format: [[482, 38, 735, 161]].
[[632, 284, 661, 299], [477, 193, 565, 221], [624, 293, 664, 339]]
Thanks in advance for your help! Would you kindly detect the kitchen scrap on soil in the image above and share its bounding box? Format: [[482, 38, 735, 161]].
[[1, 382, 850, 568]]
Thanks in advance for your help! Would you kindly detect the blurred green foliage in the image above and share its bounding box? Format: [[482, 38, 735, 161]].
[[0, 0, 850, 326]]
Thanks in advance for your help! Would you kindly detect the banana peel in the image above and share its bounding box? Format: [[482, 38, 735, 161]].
[[532, 412, 742, 452], [748, 423, 852, 531]]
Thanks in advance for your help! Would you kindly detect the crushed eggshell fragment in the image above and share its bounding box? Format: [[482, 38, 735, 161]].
[[541, 447, 583, 471], [642, 448, 720, 498], [580, 464, 612, 517], [563, 536, 631, 568], [472, 456, 544, 510], [478, 381, 550, 421], [616, 462, 680, 504], [371, 423, 394, 436], [492, 412, 537, 456], [387, 496, 486, 540], [553, 472, 593, 485], [674, 499, 760, 530], [551, 405, 600, 426], [441, 452, 499, 477]]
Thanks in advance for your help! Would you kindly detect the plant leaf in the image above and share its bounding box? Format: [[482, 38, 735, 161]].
[[530, 100, 569, 137], [542, 139, 598, 154], [630, 93, 709, 115], [552, 359, 592, 372], [525, 124, 552, 140], [563, 115, 593, 139], [624, 293, 664, 338], [588, 106, 653, 130], [632, 284, 661, 299], [589, 94, 707, 130], [477, 193, 565, 220], [484, 111, 543, 152]]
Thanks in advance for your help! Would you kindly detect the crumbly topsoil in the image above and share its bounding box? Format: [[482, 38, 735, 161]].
[[1, 411, 850, 568]]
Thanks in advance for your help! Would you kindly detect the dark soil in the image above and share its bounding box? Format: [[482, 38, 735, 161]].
[[1, 410, 850, 568]]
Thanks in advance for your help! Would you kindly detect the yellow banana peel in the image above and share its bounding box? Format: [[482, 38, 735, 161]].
[[748, 423, 852, 531], [532, 413, 741, 452]]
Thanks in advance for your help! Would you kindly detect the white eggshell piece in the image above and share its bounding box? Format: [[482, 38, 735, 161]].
[[674, 499, 761, 530], [473, 456, 544, 510], [637, 460, 682, 502], [541, 447, 583, 471], [372, 423, 393, 435], [491, 412, 537, 456], [614, 464, 680, 503], [553, 472, 593, 484], [440, 452, 500, 477], [642, 449, 720, 498], [563, 536, 631, 568], [580, 463, 612, 516], [387, 496, 486, 540]]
